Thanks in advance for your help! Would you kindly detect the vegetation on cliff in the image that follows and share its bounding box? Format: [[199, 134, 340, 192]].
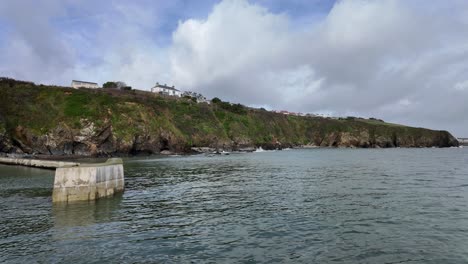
[[0, 78, 459, 156]]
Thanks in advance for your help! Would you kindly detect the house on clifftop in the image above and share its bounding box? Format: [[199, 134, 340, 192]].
[[71, 80, 99, 89], [151, 83, 182, 97], [182, 91, 209, 103]]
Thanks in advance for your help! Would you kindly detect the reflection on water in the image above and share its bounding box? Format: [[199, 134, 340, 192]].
[[1, 148, 468, 263], [52, 195, 123, 228]]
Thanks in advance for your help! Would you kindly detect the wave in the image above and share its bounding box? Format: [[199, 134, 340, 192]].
[[254, 147, 277, 153], [255, 147, 265, 152]]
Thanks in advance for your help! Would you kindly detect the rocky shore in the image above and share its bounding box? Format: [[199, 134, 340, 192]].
[[0, 121, 458, 158]]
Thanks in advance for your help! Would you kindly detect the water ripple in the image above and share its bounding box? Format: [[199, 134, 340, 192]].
[[1, 149, 468, 263]]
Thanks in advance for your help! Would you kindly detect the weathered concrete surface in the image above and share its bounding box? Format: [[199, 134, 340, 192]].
[[0, 157, 79, 169], [52, 158, 124, 203]]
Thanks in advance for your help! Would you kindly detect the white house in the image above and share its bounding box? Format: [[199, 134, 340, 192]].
[[151, 83, 182, 97], [71, 80, 99, 89], [182, 91, 209, 103]]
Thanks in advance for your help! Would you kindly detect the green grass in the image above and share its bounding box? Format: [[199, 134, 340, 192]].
[[355, 118, 405, 127], [64, 92, 92, 117]]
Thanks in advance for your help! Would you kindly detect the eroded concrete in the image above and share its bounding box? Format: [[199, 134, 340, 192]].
[[52, 158, 124, 203]]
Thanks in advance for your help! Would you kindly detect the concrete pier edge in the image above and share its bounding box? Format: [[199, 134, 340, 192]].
[[0, 157, 125, 203], [52, 158, 125, 203], [0, 157, 79, 169]]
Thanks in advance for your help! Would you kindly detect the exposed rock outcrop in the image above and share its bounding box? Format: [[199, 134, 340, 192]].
[[1, 123, 457, 157]]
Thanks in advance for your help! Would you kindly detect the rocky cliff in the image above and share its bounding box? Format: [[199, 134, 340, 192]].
[[0, 78, 459, 156]]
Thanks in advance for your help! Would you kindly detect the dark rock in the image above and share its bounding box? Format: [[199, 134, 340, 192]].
[[73, 142, 93, 156]]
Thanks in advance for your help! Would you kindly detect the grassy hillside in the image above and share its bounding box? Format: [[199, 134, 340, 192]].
[[0, 78, 458, 156]]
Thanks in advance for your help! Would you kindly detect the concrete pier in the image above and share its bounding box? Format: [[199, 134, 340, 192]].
[[52, 158, 125, 203], [0, 157, 79, 169]]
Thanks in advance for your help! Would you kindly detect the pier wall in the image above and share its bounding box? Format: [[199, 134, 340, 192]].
[[0, 157, 79, 169], [52, 158, 124, 203]]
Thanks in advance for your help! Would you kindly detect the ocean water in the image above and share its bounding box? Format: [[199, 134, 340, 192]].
[[0, 148, 468, 263]]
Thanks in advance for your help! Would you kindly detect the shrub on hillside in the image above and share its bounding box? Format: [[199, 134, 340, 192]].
[[103, 82, 117, 89]]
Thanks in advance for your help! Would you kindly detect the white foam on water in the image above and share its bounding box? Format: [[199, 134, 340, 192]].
[[255, 147, 265, 152]]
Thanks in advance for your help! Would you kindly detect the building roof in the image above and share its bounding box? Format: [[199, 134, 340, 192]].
[[72, 80, 98, 85]]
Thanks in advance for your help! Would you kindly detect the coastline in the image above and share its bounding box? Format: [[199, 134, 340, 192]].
[[0, 143, 462, 162]]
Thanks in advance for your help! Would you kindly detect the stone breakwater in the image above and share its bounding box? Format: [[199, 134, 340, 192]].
[[52, 158, 124, 203]]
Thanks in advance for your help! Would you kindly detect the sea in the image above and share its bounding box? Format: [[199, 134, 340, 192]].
[[1, 148, 468, 263]]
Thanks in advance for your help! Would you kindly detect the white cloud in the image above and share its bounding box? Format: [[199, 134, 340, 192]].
[[0, 0, 173, 88], [454, 80, 468, 91], [170, 0, 293, 97], [168, 0, 468, 136], [0, 0, 75, 83]]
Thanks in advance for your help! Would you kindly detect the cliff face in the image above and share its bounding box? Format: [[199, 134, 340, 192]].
[[0, 79, 459, 156]]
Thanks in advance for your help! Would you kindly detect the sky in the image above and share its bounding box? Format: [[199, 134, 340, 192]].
[[0, 0, 467, 136]]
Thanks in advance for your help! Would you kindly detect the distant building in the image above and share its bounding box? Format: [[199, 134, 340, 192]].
[[151, 83, 182, 97], [71, 80, 99, 89], [273, 110, 292, 115], [182, 91, 209, 103]]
